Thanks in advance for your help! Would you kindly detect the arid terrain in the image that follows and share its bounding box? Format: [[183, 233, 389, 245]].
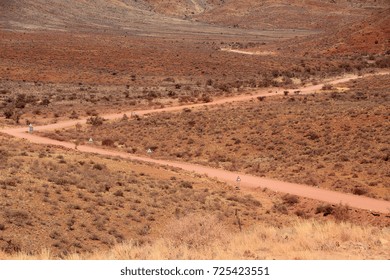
[[39, 74, 390, 201], [0, 0, 389, 259], [1, 134, 389, 259]]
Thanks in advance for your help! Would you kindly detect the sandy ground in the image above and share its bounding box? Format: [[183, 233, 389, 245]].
[[2, 72, 390, 213], [220, 48, 276, 56]]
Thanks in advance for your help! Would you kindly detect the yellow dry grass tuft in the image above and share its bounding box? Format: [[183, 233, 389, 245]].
[[3, 215, 389, 260]]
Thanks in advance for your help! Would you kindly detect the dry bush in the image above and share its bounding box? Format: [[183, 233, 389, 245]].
[[332, 204, 350, 222], [352, 187, 368, 196], [272, 203, 288, 214], [227, 194, 261, 207], [315, 203, 350, 222], [87, 115, 105, 126], [164, 214, 227, 249], [315, 204, 334, 216], [102, 139, 115, 147], [69, 111, 79, 119], [3, 108, 13, 119], [282, 194, 299, 205], [4, 210, 30, 226], [294, 210, 309, 219], [179, 181, 193, 189]]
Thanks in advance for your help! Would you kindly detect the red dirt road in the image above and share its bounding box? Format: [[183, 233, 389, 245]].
[[2, 72, 390, 213]]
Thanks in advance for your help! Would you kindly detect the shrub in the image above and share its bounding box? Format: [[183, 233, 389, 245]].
[[41, 97, 50, 106], [165, 214, 225, 249], [375, 57, 390, 68], [3, 108, 13, 119], [15, 94, 27, 108], [50, 177, 69, 186], [200, 94, 212, 103], [137, 225, 151, 236], [87, 115, 105, 126], [93, 163, 104, 170], [305, 131, 320, 141], [272, 203, 288, 214], [282, 194, 299, 205], [218, 83, 230, 92], [4, 210, 29, 224], [315, 204, 333, 216], [352, 188, 368, 196], [167, 91, 177, 98], [102, 139, 115, 147], [180, 181, 193, 189], [114, 190, 124, 197], [332, 204, 350, 222], [69, 111, 79, 119], [294, 210, 308, 218], [121, 114, 129, 121]]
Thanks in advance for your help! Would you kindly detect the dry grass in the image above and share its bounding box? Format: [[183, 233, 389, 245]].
[[2, 215, 389, 260]]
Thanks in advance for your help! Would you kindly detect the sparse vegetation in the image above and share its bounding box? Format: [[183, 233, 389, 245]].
[[0, 135, 264, 258], [0, 0, 389, 261], [42, 75, 390, 200]]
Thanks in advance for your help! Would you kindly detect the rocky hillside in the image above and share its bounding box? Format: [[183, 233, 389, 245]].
[[1, 0, 388, 32], [271, 7, 390, 56], [194, 0, 389, 30]]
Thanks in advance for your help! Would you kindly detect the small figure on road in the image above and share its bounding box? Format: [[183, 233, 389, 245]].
[[28, 124, 33, 133], [235, 176, 241, 190], [75, 140, 80, 150]]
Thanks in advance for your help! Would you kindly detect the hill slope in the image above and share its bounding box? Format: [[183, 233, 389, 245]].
[[269, 8, 390, 56], [1, 0, 389, 33], [152, 0, 389, 30]]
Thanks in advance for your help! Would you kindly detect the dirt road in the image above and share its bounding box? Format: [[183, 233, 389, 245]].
[[220, 48, 276, 56], [2, 72, 390, 213]]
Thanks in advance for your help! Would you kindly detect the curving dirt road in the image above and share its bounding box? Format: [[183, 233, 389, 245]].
[[2, 72, 390, 213]]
